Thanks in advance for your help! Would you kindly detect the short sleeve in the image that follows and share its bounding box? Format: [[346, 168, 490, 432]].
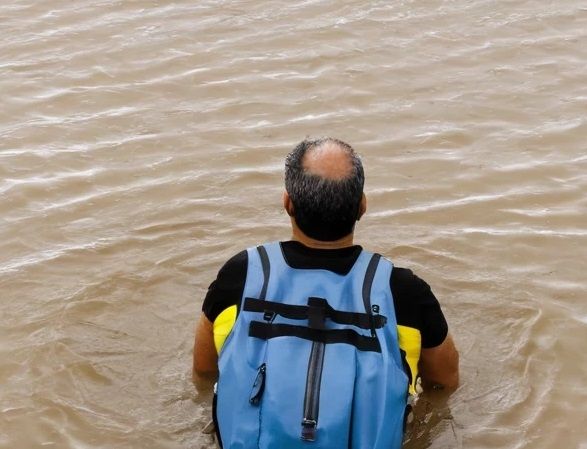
[[202, 250, 248, 322], [391, 268, 449, 349]]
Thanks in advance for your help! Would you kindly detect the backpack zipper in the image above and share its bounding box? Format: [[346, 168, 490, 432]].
[[301, 341, 325, 441], [249, 363, 266, 406]]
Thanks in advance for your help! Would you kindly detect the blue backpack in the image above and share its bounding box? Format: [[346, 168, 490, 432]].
[[215, 242, 408, 449]]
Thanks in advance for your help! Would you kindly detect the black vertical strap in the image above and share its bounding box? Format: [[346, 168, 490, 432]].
[[256, 245, 270, 301], [362, 253, 381, 337], [212, 392, 223, 449]]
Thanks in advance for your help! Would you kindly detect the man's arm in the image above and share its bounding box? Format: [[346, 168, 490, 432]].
[[419, 333, 459, 390], [192, 314, 218, 386], [193, 250, 248, 387]]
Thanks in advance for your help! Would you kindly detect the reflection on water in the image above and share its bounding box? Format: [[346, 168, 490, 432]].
[[1, 1, 586, 448]]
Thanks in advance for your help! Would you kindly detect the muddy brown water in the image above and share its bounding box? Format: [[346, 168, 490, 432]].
[[1, 1, 586, 448]]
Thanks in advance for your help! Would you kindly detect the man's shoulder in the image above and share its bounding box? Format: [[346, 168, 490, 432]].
[[390, 264, 436, 297], [391, 266, 427, 286], [361, 250, 423, 282], [219, 241, 285, 271], [219, 241, 279, 268], [361, 250, 435, 298], [214, 249, 248, 280]]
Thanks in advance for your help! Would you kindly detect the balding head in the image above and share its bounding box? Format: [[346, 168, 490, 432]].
[[302, 140, 354, 181], [284, 138, 365, 242]]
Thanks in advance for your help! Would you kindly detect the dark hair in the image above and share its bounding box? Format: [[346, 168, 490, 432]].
[[284, 138, 365, 241]]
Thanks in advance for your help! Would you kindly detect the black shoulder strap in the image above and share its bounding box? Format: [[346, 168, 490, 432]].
[[256, 245, 270, 300], [362, 253, 381, 336], [247, 249, 386, 352]]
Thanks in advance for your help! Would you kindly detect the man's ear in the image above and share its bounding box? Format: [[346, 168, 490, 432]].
[[283, 191, 295, 217], [357, 193, 367, 221]]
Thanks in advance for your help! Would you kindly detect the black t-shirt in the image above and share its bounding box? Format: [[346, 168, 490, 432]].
[[202, 241, 448, 348]]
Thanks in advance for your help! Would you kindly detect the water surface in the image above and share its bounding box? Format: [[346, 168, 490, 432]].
[[1, 1, 586, 448]]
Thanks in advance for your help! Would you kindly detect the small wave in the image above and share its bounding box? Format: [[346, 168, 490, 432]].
[[443, 227, 587, 237], [0, 238, 117, 274]]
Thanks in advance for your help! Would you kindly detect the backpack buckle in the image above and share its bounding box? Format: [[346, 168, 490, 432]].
[[307, 297, 327, 330]]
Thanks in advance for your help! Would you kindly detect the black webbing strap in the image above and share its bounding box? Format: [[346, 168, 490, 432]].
[[242, 297, 387, 330], [307, 297, 326, 330], [249, 321, 382, 353], [244, 297, 308, 319], [212, 391, 223, 449], [399, 348, 413, 388], [362, 254, 381, 336], [256, 246, 270, 301]]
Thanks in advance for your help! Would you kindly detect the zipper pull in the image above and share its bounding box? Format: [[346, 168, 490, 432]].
[[249, 363, 266, 405], [301, 419, 317, 441]]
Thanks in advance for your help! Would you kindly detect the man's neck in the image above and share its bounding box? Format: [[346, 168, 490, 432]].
[[290, 222, 355, 249]]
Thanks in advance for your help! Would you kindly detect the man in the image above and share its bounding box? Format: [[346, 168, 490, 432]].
[[194, 138, 459, 449]]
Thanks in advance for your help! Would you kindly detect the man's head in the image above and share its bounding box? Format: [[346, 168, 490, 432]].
[[284, 138, 365, 242]]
